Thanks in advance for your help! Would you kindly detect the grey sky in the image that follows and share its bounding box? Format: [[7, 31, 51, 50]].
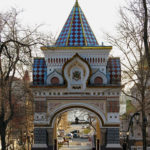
[[0, 0, 125, 47]]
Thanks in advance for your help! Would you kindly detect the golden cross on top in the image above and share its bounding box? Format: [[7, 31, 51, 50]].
[[75, 0, 79, 5]]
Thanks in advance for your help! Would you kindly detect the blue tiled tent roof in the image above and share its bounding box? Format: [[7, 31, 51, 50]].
[[33, 58, 47, 85], [107, 58, 121, 84], [55, 1, 99, 47]]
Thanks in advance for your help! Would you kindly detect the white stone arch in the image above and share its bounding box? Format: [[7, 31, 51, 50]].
[[48, 103, 106, 128], [90, 70, 107, 84]]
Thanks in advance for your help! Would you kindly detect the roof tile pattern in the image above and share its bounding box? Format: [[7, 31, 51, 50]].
[[79, 7, 98, 46], [55, 8, 74, 46], [33, 58, 47, 85], [32, 58, 121, 86], [107, 58, 121, 84], [68, 7, 85, 46], [55, 1, 98, 47]]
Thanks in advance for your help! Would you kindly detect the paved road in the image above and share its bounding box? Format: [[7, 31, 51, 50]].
[[59, 138, 92, 150]]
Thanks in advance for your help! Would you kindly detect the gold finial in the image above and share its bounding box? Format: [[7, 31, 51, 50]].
[[75, 0, 79, 6]]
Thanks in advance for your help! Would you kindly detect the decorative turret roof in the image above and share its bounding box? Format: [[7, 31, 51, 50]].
[[55, 0, 99, 47]]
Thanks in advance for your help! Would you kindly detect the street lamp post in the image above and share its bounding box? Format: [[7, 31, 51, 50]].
[[126, 112, 140, 150], [142, 115, 147, 150]]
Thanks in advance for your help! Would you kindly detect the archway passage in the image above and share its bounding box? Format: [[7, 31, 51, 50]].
[[50, 104, 105, 128], [53, 108, 102, 150]]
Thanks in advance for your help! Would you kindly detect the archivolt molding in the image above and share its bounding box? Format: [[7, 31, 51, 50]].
[[90, 70, 107, 84], [48, 103, 106, 128]]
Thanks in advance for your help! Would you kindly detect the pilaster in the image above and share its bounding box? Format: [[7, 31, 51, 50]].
[[32, 128, 48, 150], [105, 128, 122, 150]]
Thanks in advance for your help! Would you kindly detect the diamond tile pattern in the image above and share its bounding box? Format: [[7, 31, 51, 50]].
[[55, 8, 74, 46], [107, 58, 121, 84], [33, 58, 47, 85], [68, 7, 85, 46], [79, 7, 98, 46], [55, 1, 99, 47]]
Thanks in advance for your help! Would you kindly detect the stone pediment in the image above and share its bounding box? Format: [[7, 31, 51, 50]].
[[90, 70, 107, 85], [47, 70, 64, 85]]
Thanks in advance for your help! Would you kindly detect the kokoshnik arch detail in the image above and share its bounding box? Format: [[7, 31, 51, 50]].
[[31, 1, 122, 150]]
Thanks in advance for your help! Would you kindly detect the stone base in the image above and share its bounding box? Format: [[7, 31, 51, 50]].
[[105, 148, 122, 150], [32, 148, 48, 150], [31, 144, 53, 150], [105, 144, 122, 150], [32, 146, 53, 150]]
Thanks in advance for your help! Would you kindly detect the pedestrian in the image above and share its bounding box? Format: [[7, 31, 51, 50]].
[[123, 142, 127, 150]]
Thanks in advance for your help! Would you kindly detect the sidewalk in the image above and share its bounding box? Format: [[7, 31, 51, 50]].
[[59, 141, 92, 150], [59, 144, 92, 150]]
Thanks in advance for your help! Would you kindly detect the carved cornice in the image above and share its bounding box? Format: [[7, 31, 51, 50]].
[[41, 46, 112, 51]]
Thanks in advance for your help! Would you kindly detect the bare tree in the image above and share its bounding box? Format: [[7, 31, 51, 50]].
[[72, 109, 97, 131], [142, 0, 150, 69], [124, 0, 150, 68], [106, 0, 150, 149], [0, 8, 53, 150]]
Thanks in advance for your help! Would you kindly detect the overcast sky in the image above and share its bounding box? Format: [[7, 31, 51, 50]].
[[0, 0, 126, 46]]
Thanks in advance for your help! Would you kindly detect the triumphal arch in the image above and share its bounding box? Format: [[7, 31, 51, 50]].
[[31, 1, 122, 150]]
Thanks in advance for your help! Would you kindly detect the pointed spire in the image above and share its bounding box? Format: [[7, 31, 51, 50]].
[[55, 0, 99, 47], [75, 0, 79, 6]]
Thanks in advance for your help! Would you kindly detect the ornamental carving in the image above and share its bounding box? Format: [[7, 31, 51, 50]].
[[48, 103, 62, 113], [63, 53, 91, 91], [72, 71, 81, 81], [90, 102, 105, 112]]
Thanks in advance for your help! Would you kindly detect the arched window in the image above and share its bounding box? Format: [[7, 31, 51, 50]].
[[95, 58, 97, 63], [56, 58, 58, 63], [94, 77, 103, 84], [48, 58, 50, 63], [51, 77, 59, 85]]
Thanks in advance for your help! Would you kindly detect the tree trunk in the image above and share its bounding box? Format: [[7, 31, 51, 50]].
[[142, 0, 150, 69], [0, 124, 7, 150], [142, 109, 147, 150]]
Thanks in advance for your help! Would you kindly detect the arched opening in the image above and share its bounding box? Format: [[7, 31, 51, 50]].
[[51, 77, 60, 84], [50, 106, 105, 150], [94, 76, 103, 84]]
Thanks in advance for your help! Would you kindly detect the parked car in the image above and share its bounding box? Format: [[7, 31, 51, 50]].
[[71, 130, 79, 134], [73, 133, 80, 138], [65, 133, 73, 139]]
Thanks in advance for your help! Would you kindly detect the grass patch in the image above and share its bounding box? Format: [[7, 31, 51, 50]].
[[83, 128, 91, 134]]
